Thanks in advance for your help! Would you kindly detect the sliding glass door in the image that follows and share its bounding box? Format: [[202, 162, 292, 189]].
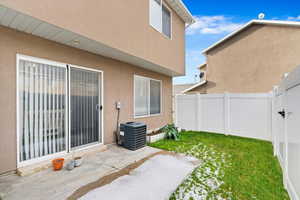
[[69, 67, 101, 149], [18, 55, 102, 164], [18, 58, 67, 162]]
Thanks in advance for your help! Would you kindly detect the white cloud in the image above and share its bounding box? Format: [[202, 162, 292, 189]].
[[287, 15, 300, 21], [186, 15, 243, 35]]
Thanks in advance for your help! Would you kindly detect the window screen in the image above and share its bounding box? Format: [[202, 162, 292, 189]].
[[150, 80, 161, 114], [134, 76, 161, 117], [134, 76, 149, 116], [149, 0, 162, 31], [162, 5, 171, 38]]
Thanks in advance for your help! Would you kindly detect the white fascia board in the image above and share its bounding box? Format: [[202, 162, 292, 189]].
[[201, 20, 255, 54], [165, 0, 195, 26]]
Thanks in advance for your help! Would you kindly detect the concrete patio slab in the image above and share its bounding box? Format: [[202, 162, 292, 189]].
[[0, 145, 161, 200], [79, 154, 199, 200]]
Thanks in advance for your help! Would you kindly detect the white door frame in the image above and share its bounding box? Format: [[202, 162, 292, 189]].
[[68, 64, 104, 153], [16, 54, 104, 167], [16, 54, 69, 168]]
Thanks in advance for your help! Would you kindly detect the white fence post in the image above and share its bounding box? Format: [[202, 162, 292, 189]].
[[268, 91, 273, 150], [283, 82, 288, 190], [271, 87, 277, 156], [224, 92, 230, 135], [175, 94, 178, 127], [197, 94, 202, 131]]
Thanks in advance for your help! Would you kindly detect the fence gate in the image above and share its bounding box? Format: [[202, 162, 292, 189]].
[[274, 66, 300, 200]]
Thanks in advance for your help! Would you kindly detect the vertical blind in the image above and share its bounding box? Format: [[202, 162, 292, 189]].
[[134, 76, 161, 117], [70, 68, 100, 148], [18, 60, 66, 162]]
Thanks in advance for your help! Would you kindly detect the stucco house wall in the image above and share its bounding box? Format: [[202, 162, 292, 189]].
[[192, 24, 300, 93], [0, 0, 186, 75], [0, 26, 172, 173], [0, 0, 195, 174]]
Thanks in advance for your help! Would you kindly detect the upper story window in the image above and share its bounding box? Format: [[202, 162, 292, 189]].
[[149, 0, 172, 39]]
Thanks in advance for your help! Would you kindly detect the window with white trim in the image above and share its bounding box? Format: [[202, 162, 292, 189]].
[[149, 0, 171, 38], [134, 75, 162, 117]]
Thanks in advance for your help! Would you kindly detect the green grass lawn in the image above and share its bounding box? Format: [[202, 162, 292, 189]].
[[149, 131, 289, 200]]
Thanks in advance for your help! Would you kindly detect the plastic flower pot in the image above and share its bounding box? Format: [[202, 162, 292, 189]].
[[52, 158, 64, 171]]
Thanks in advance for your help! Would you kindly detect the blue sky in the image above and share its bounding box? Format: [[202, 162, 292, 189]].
[[174, 0, 300, 84]]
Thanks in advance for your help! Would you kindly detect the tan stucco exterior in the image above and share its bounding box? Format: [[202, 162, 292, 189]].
[[0, 26, 173, 173], [0, 0, 186, 75], [190, 24, 300, 93]]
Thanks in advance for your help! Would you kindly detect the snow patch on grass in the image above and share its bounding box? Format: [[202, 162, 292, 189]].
[[170, 143, 232, 200]]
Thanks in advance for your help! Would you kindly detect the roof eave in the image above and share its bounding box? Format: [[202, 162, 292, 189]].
[[182, 80, 207, 93], [0, 4, 182, 77], [201, 20, 256, 55], [165, 0, 195, 26], [202, 19, 300, 55]]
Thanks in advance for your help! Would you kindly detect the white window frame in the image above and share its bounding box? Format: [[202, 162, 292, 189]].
[[134, 75, 162, 118], [16, 54, 69, 168], [149, 0, 172, 39], [67, 64, 104, 153]]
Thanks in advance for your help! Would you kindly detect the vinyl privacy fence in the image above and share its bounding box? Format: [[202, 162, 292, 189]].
[[175, 93, 272, 141], [272, 66, 300, 200], [175, 66, 300, 200]]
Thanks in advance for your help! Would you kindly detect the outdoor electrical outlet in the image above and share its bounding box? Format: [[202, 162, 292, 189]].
[[116, 101, 121, 109]]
